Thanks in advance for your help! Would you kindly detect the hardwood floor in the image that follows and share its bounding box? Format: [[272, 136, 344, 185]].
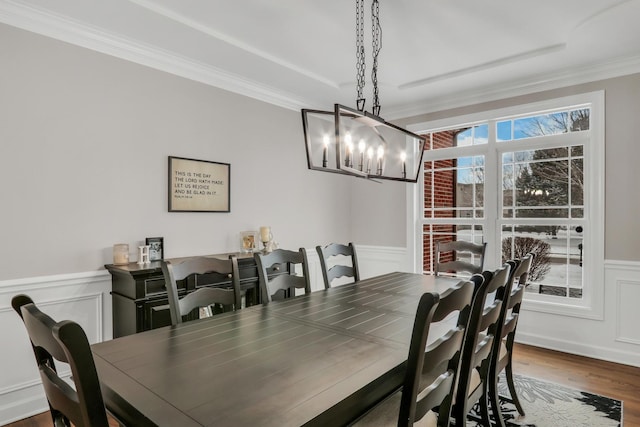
[[512, 343, 640, 425], [6, 343, 639, 426]]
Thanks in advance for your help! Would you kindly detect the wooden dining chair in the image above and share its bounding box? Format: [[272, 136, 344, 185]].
[[316, 242, 360, 289], [161, 255, 241, 326], [434, 240, 487, 276], [351, 277, 480, 427], [487, 253, 535, 420], [11, 294, 110, 427], [451, 263, 512, 427], [255, 248, 311, 302]]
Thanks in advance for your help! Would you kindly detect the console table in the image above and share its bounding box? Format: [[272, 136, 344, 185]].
[[105, 252, 288, 337]]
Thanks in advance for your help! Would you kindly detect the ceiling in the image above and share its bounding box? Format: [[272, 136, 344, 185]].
[[2, 0, 640, 118]]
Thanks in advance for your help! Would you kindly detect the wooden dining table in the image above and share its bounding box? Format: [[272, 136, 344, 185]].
[[92, 271, 461, 427]]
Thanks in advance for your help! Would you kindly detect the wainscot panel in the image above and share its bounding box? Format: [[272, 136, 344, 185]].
[[516, 260, 640, 368], [0, 271, 112, 425]]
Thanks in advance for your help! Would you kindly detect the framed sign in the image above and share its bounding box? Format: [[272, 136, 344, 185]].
[[168, 156, 230, 212]]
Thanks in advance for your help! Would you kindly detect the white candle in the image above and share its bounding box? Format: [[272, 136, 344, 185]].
[[401, 151, 407, 178], [344, 133, 352, 167], [113, 244, 129, 265], [367, 147, 374, 173], [358, 140, 366, 171], [377, 146, 384, 175], [260, 226, 271, 243], [322, 135, 329, 167]]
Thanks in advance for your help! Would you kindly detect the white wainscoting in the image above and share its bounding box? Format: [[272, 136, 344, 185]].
[[355, 245, 412, 278], [516, 259, 640, 368], [0, 271, 112, 426]]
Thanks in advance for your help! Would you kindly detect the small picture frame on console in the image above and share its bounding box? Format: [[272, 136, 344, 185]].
[[145, 237, 164, 261], [240, 231, 258, 253]]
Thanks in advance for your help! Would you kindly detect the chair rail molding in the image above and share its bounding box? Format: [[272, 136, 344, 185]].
[[0, 270, 112, 425]]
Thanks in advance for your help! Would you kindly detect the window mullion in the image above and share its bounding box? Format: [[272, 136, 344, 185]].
[[484, 120, 499, 270]]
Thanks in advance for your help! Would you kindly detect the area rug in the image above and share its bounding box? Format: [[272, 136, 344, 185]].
[[468, 374, 622, 426]]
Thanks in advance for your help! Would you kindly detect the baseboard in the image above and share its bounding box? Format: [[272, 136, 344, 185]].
[[516, 331, 640, 368], [0, 381, 48, 426]]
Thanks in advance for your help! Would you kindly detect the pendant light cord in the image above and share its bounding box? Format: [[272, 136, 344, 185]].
[[356, 0, 366, 112], [371, 0, 381, 116]]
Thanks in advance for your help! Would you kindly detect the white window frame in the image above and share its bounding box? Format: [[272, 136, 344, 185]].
[[408, 91, 605, 320]]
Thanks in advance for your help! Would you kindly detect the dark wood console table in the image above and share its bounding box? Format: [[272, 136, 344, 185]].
[[105, 252, 288, 338]]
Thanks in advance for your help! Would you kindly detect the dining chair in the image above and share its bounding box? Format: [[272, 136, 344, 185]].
[[451, 263, 512, 427], [351, 277, 480, 427], [161, 255, 241, 326], [434, 240, 487, 276], [316, 242, 360, 289], [254, 248, 311, 302], [11, 294, 110, 427], [487, 253, 535, 420]]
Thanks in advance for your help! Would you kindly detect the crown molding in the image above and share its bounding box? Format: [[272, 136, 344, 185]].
[[0, 0, 308, 111], [127, 0, 339, 90], [385, 54, 640, 120], [2, 1, 640, 118]]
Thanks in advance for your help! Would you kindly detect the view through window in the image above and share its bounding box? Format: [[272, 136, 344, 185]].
[[421, 107, 589, 300]]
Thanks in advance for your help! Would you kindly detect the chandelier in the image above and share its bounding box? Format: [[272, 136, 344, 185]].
[[301, 0, 426, 183]]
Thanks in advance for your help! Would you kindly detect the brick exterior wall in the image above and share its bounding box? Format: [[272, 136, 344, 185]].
[[423, 130, 459, 271]]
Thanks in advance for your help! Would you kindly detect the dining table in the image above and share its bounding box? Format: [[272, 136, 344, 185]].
[[92, 271, 461, 427]]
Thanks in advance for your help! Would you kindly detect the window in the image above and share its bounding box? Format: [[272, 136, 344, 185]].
[[411, 92, 604, 319]]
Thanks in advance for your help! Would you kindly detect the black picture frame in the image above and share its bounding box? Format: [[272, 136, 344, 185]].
[[168, 156, 231, 212], [145, 237, 164, 261]]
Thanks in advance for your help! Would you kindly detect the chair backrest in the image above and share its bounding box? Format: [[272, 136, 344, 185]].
[[316, 242, 360, 289], [398, 278, 477, 426], [435, 240, 487, 276], [11, 294, 109, 427], [452, 264, 512, 425], [501, 253, 534, 343], [254, 248, 311, 302], [161, 256, 241, 325]]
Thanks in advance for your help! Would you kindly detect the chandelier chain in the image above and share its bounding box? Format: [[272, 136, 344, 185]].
[[356, 0, 366, 111], [371, 0, 381, 116]]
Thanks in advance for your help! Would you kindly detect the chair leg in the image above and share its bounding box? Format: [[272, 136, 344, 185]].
[[488, 375, 506, 427], [505, 359, 525, 416], [479, 393, 494, 427], [452, 401, 467, 427]]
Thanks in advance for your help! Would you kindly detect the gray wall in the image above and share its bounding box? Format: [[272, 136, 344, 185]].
[[351, 73, 640, 261], [0, 23, 352, 280], [350, 178, 407, 247]]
